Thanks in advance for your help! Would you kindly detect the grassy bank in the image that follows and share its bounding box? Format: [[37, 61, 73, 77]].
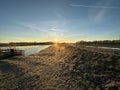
[[0, 44, 120, 90], [65, 45, 120, 90]]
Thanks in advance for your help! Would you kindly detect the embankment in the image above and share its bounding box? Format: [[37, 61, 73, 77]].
[[0, 44, 120, 90]]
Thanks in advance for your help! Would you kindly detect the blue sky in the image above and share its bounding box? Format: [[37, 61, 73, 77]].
[[0, 0, 120, 43]]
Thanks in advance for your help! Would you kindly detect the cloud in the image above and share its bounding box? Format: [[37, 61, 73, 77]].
[[22, 23, 49, 33], [14, 37, 25, 41], [67, 33, 84, 37], [70, 4, 120, 9], [20, 22, 68, 33], [15, 21, 69, 40], [62, 33, 84, 41], [94, 8, 105, 22], [50, 28, 68, 33]]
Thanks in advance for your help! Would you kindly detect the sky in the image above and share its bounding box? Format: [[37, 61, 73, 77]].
[[0, 0, 120, 43]]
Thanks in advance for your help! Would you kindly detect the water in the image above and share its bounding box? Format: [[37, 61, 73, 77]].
[[0, 45, 50, 56], [86, 46, 120, 50]]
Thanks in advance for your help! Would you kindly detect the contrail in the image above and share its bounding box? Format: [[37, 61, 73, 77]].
[[70, 4, 119, 9]]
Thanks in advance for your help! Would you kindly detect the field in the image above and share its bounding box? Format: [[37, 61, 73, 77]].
[[0, 44, 120, 90]]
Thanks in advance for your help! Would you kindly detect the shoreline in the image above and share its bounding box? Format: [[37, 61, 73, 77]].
[[0, 45, 51, 57], [0, 44, 120, 90]]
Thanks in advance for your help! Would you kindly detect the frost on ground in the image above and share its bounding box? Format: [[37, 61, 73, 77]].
[[0, 45, 120, 90]]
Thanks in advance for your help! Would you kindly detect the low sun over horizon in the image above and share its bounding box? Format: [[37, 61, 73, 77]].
[[0, 0, 120, 43]]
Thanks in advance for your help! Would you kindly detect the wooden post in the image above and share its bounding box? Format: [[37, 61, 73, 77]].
[[10, 49, 14, 56]]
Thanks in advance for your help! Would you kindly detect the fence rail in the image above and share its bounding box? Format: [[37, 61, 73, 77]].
[[0, 49, 24, 60]]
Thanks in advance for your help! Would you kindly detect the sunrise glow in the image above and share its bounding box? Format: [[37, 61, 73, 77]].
[[54, 38, 58, 43]]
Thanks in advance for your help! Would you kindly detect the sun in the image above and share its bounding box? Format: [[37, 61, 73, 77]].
[[54, 38, 58, 43]]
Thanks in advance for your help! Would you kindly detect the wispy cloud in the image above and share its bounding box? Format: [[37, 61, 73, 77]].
[[70, 4, 120, 9], [20, 23, 68, 33], [94, 8, 105, 22], [10, 20, 69, 41], [50, 28, 68, 33], [61, 33, 85, 41], [14, 37, 25, 41], [66, 33, 84, 38], [22, 23, 49, 33]]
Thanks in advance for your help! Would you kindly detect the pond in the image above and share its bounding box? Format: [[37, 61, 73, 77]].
[[0, 45, 50, 56]]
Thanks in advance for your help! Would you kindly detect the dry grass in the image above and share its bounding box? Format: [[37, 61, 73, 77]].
[[0, 44, 120, 90]]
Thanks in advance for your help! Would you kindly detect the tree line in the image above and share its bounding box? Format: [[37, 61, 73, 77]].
[[0, 42, 54, 47], [76, 40, 120, 48]]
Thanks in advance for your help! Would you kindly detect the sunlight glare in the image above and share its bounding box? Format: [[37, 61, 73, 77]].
[[54, 38, 58, 43]]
